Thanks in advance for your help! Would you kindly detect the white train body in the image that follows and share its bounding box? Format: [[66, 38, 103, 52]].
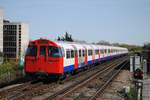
[[56, 41, 128, 73]]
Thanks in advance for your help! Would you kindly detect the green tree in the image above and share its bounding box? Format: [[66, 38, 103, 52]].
[[57, 32, 74, 42], [143, 43, 150, 50]]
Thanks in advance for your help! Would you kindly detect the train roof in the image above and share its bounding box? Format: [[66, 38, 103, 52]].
[[30, 39, 128, 51]]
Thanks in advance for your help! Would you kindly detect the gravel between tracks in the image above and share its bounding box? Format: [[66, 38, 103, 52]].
[[98, 70, 132, 100]]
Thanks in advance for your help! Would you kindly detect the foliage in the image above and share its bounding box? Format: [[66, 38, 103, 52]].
[[118, 44, 142, 53], [57, 32, 74, 42], [0, 60, 18, 78], [96, 40, 142, 53], [127, 87, 137, 100], [96, 40, 111, 45], [143, 43, 150, 50]]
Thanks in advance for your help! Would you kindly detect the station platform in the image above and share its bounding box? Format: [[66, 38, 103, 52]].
[[142, 74, 150, 100]]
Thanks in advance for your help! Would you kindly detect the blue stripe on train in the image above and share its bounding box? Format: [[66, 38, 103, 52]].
[[64, 54, 123, 73], [88, 60, 93, 65], [64, 65, 74, 73]]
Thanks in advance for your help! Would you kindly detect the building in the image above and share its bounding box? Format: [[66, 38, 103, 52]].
[[0, 9, 4, 64], [0, 9, 3, 53], [3, 21, 29, 60]]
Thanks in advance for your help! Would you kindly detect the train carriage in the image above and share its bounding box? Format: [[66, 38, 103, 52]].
[[24, 39, 128, 78]]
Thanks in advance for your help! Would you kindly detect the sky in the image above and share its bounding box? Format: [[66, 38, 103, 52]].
[[0, 0, 150, 45]]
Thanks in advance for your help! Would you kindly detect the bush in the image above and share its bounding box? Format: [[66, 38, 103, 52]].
[[0, 61, 18, 78]]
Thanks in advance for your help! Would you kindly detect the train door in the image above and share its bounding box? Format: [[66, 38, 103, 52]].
[[46, 46, 64, 74], [92, 49, 95, 63], [85, 49, 88, 64], [78, 49, 84, 68], [74, 50, 78, 69], [98, 48, 100, 62], [102, 49, 104, 58], [83, 46, 88, 65], [25, 45, 38, 72], [71, 45, 78, 70], [37, 46, 47, 71]]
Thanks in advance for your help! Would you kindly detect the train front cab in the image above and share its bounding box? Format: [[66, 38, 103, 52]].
[[25, 39, 64, 78]]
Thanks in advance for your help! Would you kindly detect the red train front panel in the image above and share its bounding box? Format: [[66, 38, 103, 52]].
[[25, 39, 64, 75]]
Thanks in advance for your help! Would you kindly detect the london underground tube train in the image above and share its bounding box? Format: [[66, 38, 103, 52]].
[[24, 39, 128, 78]]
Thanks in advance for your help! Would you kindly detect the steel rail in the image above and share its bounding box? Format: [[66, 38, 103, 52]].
[[44, 57, 128, 100], [0, 57, 121, 100], [1, 56, 128, 100], [88, 60, 129, 100]]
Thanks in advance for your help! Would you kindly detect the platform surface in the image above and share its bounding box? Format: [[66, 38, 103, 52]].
[[143, 74, 150, 100]]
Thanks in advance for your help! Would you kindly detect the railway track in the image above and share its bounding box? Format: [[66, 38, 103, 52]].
[[0, 79, 43, 99], [44, 56, 128, 100], [88, 61, 129, 100], [0, 56, 128, 100], [0, 58, 114, 99]]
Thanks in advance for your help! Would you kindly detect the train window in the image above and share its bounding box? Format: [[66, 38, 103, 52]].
[[40, 46, 46, 56], [82, 50, 85, 57], [108, 49, 110, 53], [100, 49, 103, 54], [79, 50, 82, 57], [88, 50, 92, 56], [105, 49, 107, 54], [66, 50, 70, 59], [95, 49, 99, 55], [61, 47, 65, 57], [48, 46, 63, 57], [26, 46, 37, 56], [71, 50, 74, 58], [85, 49, 87, 56]]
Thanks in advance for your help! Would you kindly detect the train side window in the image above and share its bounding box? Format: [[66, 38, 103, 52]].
[[108, 49, 110, 53], [61, 47, 65, 57], [88, 50, 90, 56], [82, 50, 85, 57], [79, 50, 82, 57], [95, 49, 99, 55], [71, 50, 74, 58], [100, 49, 103, 54], [66, 50, 70, 59], [40, 46, 46, 56], [91, 50, 93, 56], [85, 49, 87, 56], [88, 50, 92, 56], [105, 49, 107, 54]]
